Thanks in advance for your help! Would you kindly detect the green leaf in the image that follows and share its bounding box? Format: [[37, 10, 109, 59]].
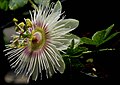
[[74, 47, 88, 54], [70, 39, 75, 49], [66, 39, 75, 55], [80, 37, 96, 45], [69, 33, 81, 48], [34, 0, 42, 4], [63, 33, 80, 48], [92, 30, 106, 45], [80, 24, 117, 47], [100, 32, 120, 45], [34, 0, 50, 7], [104, 24, 114, 39], [0, 0, 9, 11], [9, 0, 28, 10]]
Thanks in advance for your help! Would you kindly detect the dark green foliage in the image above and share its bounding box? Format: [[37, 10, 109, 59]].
[[80, 24, 119, 47], [9, 0, 28, 10], [0, 0, 51, 11], [63, 24, 119, 79], [0, 0, 9, 11], [66, 39, 88, 56]]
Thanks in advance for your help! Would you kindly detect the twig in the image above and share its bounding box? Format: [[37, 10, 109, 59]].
[[63, 48, 116, 58]]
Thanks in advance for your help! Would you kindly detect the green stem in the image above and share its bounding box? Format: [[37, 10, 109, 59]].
[[63, 48, 116, 58]]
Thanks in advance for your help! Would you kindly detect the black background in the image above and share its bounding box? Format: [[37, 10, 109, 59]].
[[0, 0, 120, 84]]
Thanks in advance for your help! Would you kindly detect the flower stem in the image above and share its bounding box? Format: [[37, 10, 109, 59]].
[[63, 48, 116, 58]]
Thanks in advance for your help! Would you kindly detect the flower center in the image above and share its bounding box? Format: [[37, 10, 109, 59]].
[[30, 27, 46, 51], [32, 32, 42, 44]]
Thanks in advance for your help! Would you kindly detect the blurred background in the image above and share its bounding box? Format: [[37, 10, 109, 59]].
[[0, 0, 120, 84]]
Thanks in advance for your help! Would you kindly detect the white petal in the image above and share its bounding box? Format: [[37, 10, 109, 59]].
[[62, 33, 81, 48], [53, 1, 62, 13], [51, 33, 80, 50], [45, 12, 61, 30], [31, 56, 38, 81], [51, 19, 79, 36], [46, 43, 65, 73]]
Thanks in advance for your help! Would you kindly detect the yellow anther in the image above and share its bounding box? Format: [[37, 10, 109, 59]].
[[18, 22, 25, 28], [15, 22, 25, 32], [13, 18, 18, 22], [25, 18, 32, 27]]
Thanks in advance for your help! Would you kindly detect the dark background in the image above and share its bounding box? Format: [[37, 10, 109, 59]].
[[0, 0, 120, 84]]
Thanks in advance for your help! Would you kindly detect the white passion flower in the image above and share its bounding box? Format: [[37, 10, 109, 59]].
[[4, 0, 79, 81]]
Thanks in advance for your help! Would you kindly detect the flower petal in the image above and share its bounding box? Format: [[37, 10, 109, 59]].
[[51, 19, 79, 36], [51, 33, 80, 50], [43, 1, 62, 31], [53, 1, 62, 13], [62, 33, 81, 48], [45, 43, 65, 74], [31, 57, 38, 81]]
